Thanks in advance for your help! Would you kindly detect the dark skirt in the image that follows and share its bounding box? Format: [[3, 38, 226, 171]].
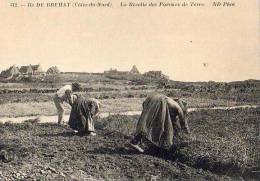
[[68, 96, 97, 133]]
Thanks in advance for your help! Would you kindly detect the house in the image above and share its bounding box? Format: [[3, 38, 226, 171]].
[[46, 66, 60, 74], [104, 68, 128, 75], [143, 70, 169, 80], [0, 65, 20, 78], [31, 64, 44, 75], [20, 65, 33, 75], [105, 66, 140, 75], [19, 64, 44, 75], [129, 65, 140, 74], [104, 68, 118, 74]]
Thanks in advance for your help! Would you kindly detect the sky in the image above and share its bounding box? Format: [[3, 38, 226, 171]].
[[0, 0, 259, 82]]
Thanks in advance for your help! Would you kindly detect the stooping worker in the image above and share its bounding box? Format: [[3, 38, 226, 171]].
[[130, 93, 190, 153], [53, 82, 82, 125], [68, 94, 101, 136]]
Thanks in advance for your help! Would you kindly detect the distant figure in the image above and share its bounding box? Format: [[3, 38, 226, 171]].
[[68, 94, 100, 136], [53, 83, 82, 125], [130, 93, 190, 152]]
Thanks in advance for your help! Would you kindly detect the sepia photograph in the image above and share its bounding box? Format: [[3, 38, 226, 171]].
[[0, 0, 259, 180]]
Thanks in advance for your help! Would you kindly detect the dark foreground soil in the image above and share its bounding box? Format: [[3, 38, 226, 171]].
[[0, 109, 259, 180]]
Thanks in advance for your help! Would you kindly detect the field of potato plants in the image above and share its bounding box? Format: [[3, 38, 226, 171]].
[[0, 74, 259, 180]]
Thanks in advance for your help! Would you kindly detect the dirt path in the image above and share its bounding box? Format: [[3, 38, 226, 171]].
[[0, 105, 259, 124]]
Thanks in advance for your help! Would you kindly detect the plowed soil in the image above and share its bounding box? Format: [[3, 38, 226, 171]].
[[0, 108, 259, 180]]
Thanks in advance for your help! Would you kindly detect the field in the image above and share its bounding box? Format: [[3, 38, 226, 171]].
[[0, 109, 259, 180], [0, 73, 260, 180]]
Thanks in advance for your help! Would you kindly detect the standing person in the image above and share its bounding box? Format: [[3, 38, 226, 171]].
[[130, 93, 190, 153], [68, 94, 101, 136], [53, 82, 82, 125]]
